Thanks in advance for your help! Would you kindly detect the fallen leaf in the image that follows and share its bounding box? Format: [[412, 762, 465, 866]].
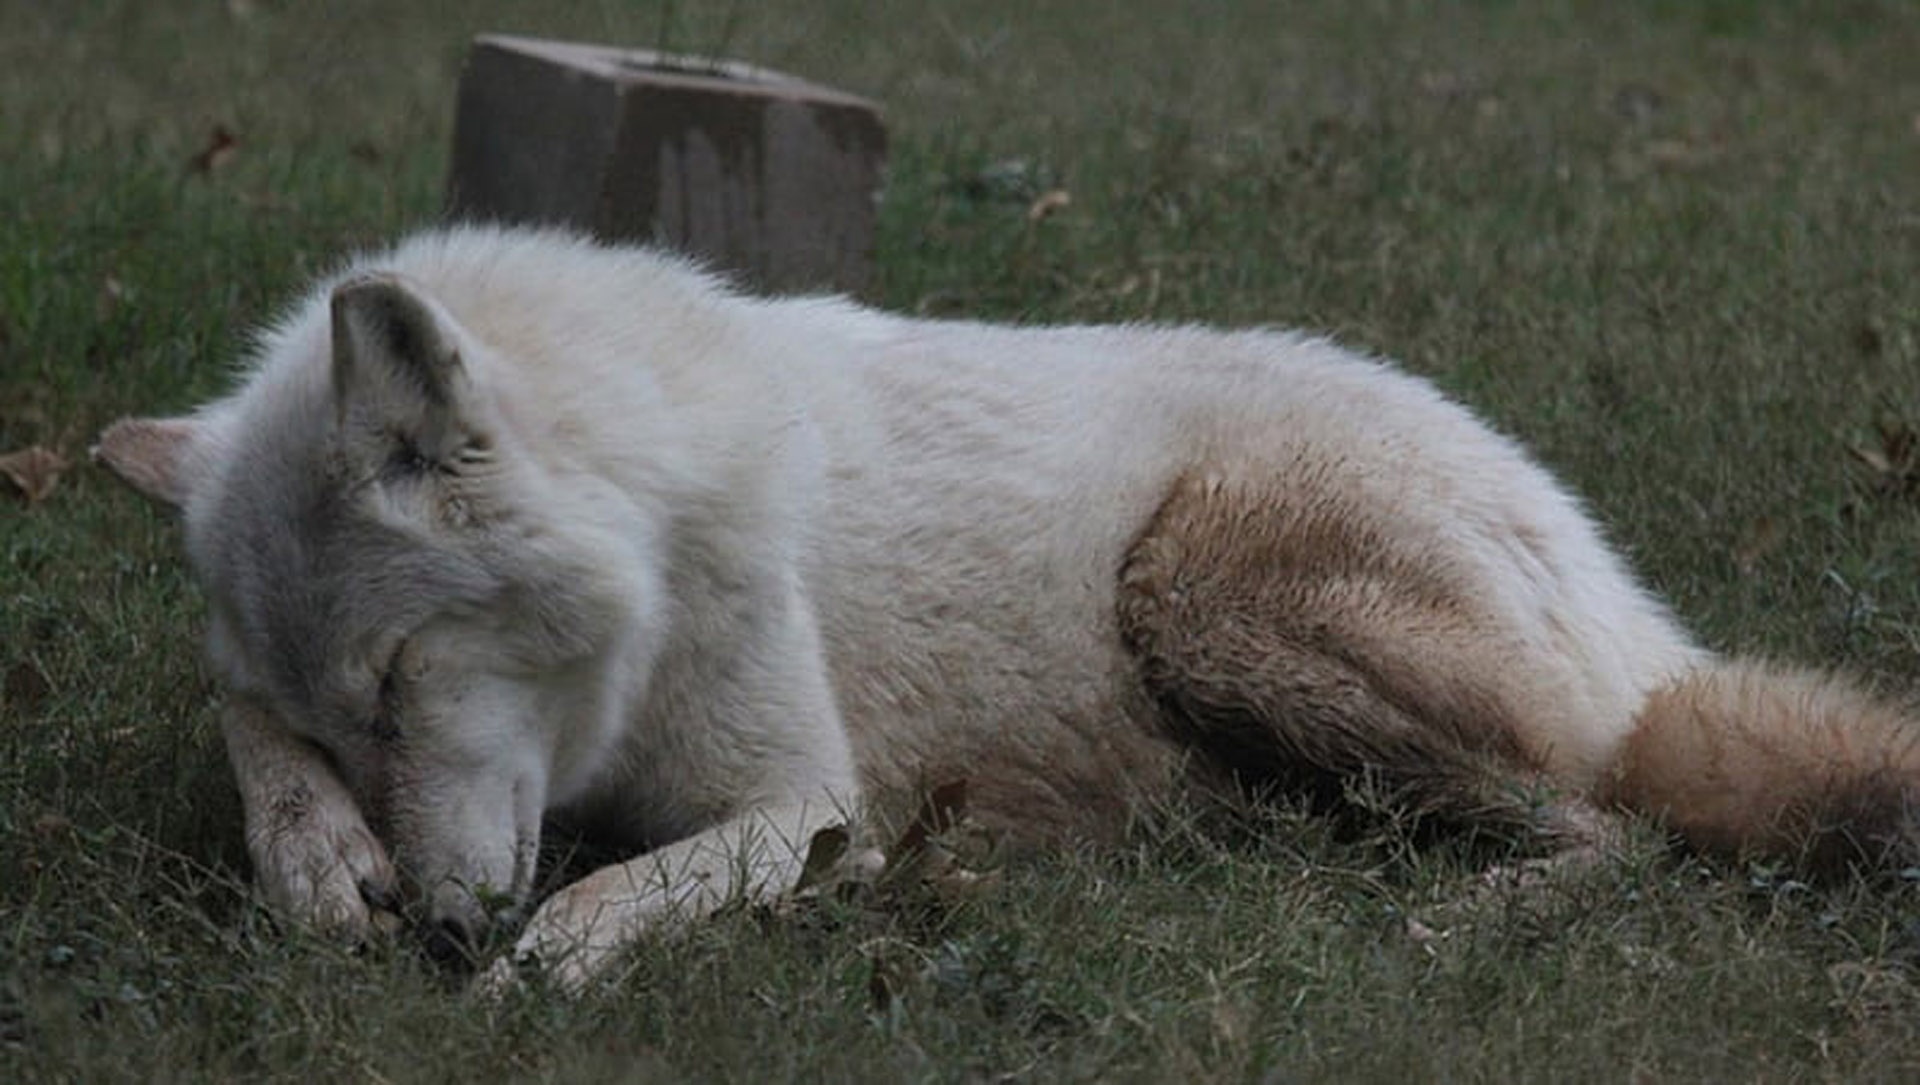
[[1853, 322, 1884, 358], [1418, 69, 1467, 100], [1828, 959, 1912, 1022], [968, 158, 1042, 200], [1643, 138, 1718, 170], [874, 779, 1005, 902], [794, 824, 851, 893], [1847, 417, 1920, 499], [890, 779, 969, 857], [1733, 515, 1782, 576], [1852, 445, 1891, 474], [1026, 188, 1071, 223], [188, 125, 240, 175], [867, 952, 902, 1011], [0, 446, 69, 503], [5, 661, 51, 711], [773, 778, 1002, 923], [1612, 83, 1665, 122], [920, 858, 1003, 900], [97, 274, 131, 320]]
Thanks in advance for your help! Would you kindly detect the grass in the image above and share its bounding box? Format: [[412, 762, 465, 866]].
[[5, 0, 1920, 1079]]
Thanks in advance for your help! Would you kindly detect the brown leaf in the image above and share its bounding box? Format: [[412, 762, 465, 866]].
[[96, 274, 131, 321], [1612, 83, 1665, 122], [867, 953, 901, 1012], [1732, 515, 1782, 576], [858, 937, 931, 1013], [872, 778, 1008, 905], [1418, 69, 1468, 100], [794, 824, 851, 893], [188, 125, 240, 175], [1642, 138, 1719, 170], [1849, 444, 1892, 475], [1847, 417, 1920, 498], [0, 446, 69, 503], [1025, 189, 1071, 223], [31, 812, 71, 840], [5, 661, 51, 712], [1852, 322, 1884, 358], [919, 859, 1003, 901], [890, 779, 969, 858]]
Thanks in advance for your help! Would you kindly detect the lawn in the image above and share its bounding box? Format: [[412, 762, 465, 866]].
[[5, 0, 1920, 1080]]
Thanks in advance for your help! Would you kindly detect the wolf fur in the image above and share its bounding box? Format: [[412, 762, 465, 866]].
[[95, 226, 1920, 991]]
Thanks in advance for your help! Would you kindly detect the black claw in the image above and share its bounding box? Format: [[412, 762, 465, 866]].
[[358, 877, 401, 914]]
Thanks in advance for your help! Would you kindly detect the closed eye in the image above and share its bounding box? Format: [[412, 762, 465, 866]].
[[381, 433, 437, 481], [382, 433, 492, 481]]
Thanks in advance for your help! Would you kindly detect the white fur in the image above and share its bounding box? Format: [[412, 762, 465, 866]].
[[101, 226, 1708, 991]]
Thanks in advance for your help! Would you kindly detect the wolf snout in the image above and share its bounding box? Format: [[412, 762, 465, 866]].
[[417, 879, 526, 970], [422, 913, 481, 970]]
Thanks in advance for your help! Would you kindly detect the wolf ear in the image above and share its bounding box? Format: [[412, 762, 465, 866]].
[[92, 416, 206, 508], [329, 275, 476, 456]]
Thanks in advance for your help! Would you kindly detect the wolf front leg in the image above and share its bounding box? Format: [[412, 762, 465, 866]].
[[482, 797, 853, 996], [222, 698, 399, 938]]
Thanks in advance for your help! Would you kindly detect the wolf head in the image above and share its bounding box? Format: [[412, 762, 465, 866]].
[[98, 272, 654, 948]]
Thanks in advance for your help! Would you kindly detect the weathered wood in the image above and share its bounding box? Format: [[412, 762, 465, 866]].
[[447, 35, 888, 295]]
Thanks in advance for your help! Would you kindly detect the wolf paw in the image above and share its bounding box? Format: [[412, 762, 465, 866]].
[[474, 861, 708, 998], [249, 791, 400, 941], [472, 933, 601, 1001], [474, 893, 626, 998]]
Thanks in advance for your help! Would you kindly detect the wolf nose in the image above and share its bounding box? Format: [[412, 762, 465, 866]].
[[423, 915, 478, 970]]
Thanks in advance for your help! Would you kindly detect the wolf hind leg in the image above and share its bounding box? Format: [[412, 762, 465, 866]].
[[1116, 470, 1596, 846]]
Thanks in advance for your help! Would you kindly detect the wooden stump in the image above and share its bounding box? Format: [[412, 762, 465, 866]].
[[447, 35, 888, 295]]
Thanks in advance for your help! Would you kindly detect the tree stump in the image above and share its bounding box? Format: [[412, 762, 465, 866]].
[[447, 35, 888, 295]]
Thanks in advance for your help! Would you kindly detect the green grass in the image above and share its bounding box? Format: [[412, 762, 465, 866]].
[[6, 0, 1920, 1079]]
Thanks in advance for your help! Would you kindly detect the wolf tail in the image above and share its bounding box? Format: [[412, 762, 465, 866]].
[[1599, 660, 1920, 875]]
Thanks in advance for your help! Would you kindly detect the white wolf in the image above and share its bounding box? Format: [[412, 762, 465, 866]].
[[97, 226, 1920, 992]]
